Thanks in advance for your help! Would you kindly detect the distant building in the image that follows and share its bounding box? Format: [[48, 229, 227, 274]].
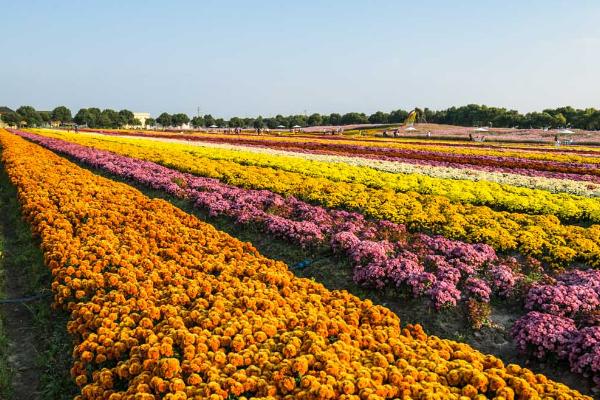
[[133, 112, 151, 127]]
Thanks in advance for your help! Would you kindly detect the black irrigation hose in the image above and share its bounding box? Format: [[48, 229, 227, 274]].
[[0, 292, 51, 304]]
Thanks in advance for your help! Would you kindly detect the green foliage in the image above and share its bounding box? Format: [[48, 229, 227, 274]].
[[203, 114, 215, 127], [156, 112, 172, 127], [16, 106, 43, 127], [39, 111, 51, 123], [171, 113, 190, 127], [118, 109, 135, 126], [190, 116, 204, 128], [51, 106, 72, 123], [11, 103, 600, 131], [368, 111, 389, 124], [253, 116, 264, 129], [329, 112, 342, 125], [1, 111, 22, 126], [341, 112, 368, 124], [227, 117, 242, 128], [307, 113, 323, 126], [73, 108, 136, 128]]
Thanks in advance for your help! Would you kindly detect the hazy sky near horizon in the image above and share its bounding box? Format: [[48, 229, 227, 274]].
[[1, 0, 599, 118]]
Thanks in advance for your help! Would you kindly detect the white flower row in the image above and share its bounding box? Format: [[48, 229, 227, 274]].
[[103, 133, 600, 198]]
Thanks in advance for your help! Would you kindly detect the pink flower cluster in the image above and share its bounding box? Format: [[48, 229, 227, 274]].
[[512, 269, 600, 386], [488, 262, 520, 297], [568, 327, 600, 386], [464, 277, 492, 302], [525, 284, 600, 317], [511, 311, 577, 358]]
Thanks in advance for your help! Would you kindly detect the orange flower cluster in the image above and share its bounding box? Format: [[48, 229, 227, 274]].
[[0, 129, 589, 399]]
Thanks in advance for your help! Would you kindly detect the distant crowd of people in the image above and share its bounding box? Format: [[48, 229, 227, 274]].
[[382, 129, 400, 137]]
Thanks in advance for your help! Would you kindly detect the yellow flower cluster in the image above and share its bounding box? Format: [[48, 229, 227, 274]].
[[0, 130, 590, 399], [85, 128, 600, 164], [34, 129, 600, 223], [29, 129, 600, 268]]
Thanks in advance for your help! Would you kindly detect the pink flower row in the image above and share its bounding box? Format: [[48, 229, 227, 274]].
[[513, 269, 600, 385]]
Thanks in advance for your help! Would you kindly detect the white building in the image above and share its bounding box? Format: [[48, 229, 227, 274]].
[[133, 112, 151, 127]]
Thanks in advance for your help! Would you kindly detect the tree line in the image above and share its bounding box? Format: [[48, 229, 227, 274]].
[[3, 104, 600, 130]]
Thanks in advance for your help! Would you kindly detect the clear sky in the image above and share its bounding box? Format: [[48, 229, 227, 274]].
[[1, 0, 599, 118]]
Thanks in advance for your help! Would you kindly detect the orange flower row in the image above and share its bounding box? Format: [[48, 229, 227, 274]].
[[0, 129, 589, 399]]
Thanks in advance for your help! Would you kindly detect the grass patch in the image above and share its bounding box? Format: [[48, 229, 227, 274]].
[[0, 192, 10, 400], [0, 161, 76, 400]]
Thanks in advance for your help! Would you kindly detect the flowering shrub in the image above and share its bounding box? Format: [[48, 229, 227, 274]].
[[464, 277, 492, 303], [1, 130, 590, 399], [512, 312, 577, 358], [76, 128, 600, 197], [16, 130, 528, 311], [487, 261, 522, 297], [558, 269, 600, 296], [512, 268, 600, 387], [525, 284, 600, 317], [568, 327, 600, 386], [27, 128, 600, 225], [78, 126, 600, 166], [466, 299, 492, 331], [428, 281, 462, 309], [19, 129, 600, 269]]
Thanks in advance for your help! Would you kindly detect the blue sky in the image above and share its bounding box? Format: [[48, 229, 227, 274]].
[[0, 0, 599, 117]]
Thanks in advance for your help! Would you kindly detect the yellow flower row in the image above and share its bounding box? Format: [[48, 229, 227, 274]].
[[32, 129, 600, 223], [87, 127, 600, 164], [29, 129, 600, 268], [0, 130, 589, 399]]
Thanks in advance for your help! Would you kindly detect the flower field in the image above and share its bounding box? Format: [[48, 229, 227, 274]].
[[2, 126, 600, 397], [21, 129, 600, 268]]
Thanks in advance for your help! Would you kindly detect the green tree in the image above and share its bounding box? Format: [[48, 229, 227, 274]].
[[1, 111, 22, 126], [16, 106, 43, 127], [289, 115, 307, 127], [341, 112, 368, 124], [274, 114, 289, 128], [307, 113, 323, 126], [146, 118, 156, 127], [172, 113, 190, 127], [253, 116, 264, 129], [203, 114, 215, 127], [265, 118, 278, 129], [100, 109, 120, 128], [156, 112, 172, 127], [228, 117, 243, 127], [553, 113, 567, 127], [389, 109, 409, 123], [190, 116, 204, 128], [51, 106, 72, 123], [329, 113, 342, 125], [74, 108, 100, 127], [39, 111, 51, 124], [368, 111, 389, 124], [118, 109, 135, 126]]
